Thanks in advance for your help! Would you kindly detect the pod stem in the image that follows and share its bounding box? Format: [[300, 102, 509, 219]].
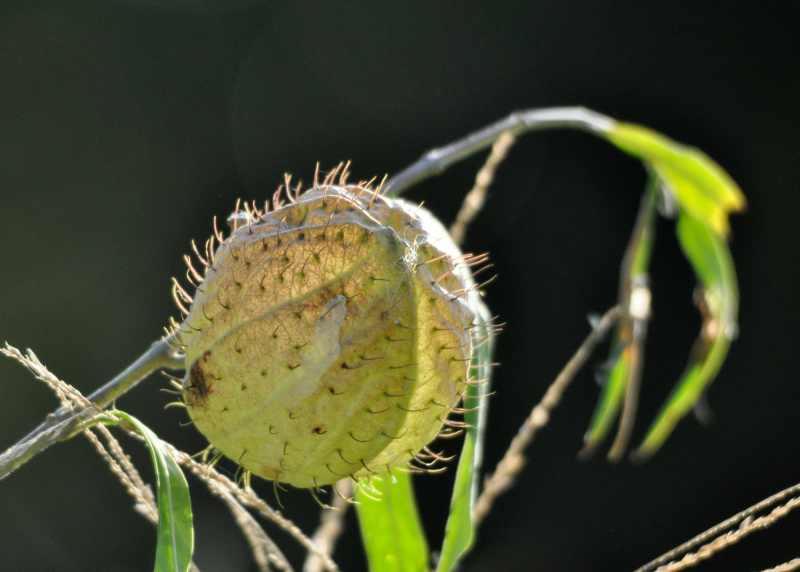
[[0, 337, 183, 480], [383, 106, 614, 197]]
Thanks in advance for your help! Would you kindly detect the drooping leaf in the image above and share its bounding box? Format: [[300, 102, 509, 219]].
[[110, 411, 194, 572], [436, 302, 494, 572], [583, 183, 657, 455], [597, 123, 744, 458], [606, 122, 746, 236], [355, 471, 429, 572], [636, 214, 738, 457]]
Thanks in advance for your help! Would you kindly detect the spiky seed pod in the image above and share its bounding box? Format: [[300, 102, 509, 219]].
[[171, 178, 482, 488]]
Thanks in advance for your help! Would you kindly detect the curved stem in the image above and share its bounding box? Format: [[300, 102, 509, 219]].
[[0, 338, 183, 480], [607, 180, 658, 460], [383, 106, 614, 198]]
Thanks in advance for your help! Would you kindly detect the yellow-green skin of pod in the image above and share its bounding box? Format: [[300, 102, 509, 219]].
[[179, 185, 476, 488]]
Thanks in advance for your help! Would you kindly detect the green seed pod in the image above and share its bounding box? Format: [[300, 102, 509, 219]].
[[170, 175, 481, 488]]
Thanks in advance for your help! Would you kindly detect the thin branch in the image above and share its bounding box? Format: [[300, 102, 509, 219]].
[[209, 483, 293, 572], [636, 481, 800, 572], [0, 337, 183, 481], [762, 558, 800, 572], [166, 446, 339, 572], [4, 342, 333, 571], [651, 495, 800, 572], [473, 306, 620, 525], [0, 343, 203, 571], [303, 480, 354, 572], [607, 340, 644, 459], [449, 131, 516, 244], [607, 182, 658, 460], [383, 107, 613, 198], [84, 427, 158, 523]]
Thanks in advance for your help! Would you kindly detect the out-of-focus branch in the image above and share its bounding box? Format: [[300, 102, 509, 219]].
[[207, 481, 293, 572], [449, 131, 515, 245], [303, 480, 354, 572], [637, 482, 800, 572], [473, 306, 620, 525], [607, 181, 658, 460], [761, 557, 800, 572], [651, 495, 800, 572], [168, 446, 339, 572]]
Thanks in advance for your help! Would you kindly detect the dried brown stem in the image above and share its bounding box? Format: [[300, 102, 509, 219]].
[[1, 343, 335, 572], [606, 181, 657, 461], [473, 306, 620, 524], [0, 338, 183, 481], [84, 427, 158, 523], [761, 557, 800, 572], [449, 131, 515, 245], [637, 481, 800, 572], [651, 495, 800, 571], [303, 480, 354, 572], [167, 447, 339, 572], [0, 344, 203, 571], [207, 482, 293, 572]]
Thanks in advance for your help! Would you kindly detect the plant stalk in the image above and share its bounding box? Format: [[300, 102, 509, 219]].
[[0, 338, 183, 480], [383, 106, 614, 197]]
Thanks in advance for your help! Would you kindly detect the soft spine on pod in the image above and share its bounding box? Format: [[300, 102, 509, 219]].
[[165, 165, 492, 489]]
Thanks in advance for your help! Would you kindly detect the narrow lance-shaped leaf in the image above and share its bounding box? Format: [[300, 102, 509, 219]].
[[583, 345, 631, 451], [600, 120, 743, 458], [636, 214, 738, 457], [109, 411, 195, 572], [583, 181, 657, 455], [436, 301, 494, 572], [355, 471, 429, 572]]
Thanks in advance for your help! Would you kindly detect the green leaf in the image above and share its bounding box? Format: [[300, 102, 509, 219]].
[[598, 123, 744, 458], [436, 302, 494, 572], [636, 214, 738, 457], [110, 411, 195, 572], [606, 122, 746, 236], [583, 181, 657, 454], [583, 347, 630, 449], [355, 471, 429, 572]]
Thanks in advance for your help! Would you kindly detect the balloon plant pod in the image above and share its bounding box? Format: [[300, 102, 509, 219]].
[[166, 165, 493, 490]]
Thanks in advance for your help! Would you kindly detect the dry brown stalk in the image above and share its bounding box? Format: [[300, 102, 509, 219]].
[[449, 131, 516, 245], [1, 343, 334, 572], [473, 306, 621, 524], [167, 446, 339, 572], [761, 557, 800, 572], [637, 481, 800, 572], [207, 482, 293, 572], [652, 495, 800, 572], [83, 427, 158, 523], [303, 480, 354, 572]]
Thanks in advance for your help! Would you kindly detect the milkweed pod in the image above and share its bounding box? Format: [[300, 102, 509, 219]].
[[172, 182, 481, 488]]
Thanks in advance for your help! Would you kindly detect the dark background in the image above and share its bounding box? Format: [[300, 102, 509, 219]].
[[1, 2, 798, 571]]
